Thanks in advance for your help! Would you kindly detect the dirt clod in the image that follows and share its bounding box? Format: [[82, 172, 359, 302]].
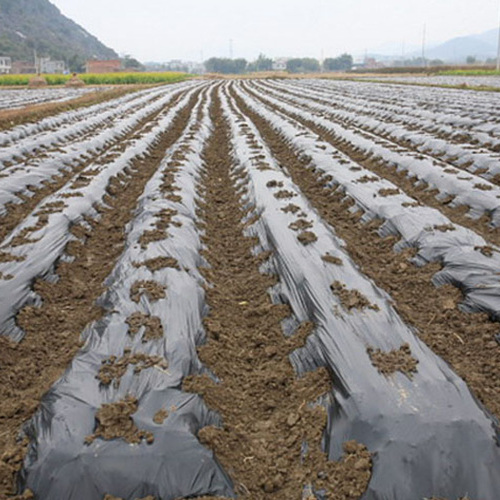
[[85, 395, 154, 445], [378, 188, 400, 197], [133, 256, 180, 271], [130, 280, 166, 303], [331, 281, 379, 312], [322, 254, 343, 265], [126, 312, 164, 342], [289, 218, 314, 231], [367, 343, 419, 378], [274, 189, 296, 199], [97, 351, 168, 387], [297, 231, 318, 245], [281, 203, 301, 214], [153, 408, 169, 425]]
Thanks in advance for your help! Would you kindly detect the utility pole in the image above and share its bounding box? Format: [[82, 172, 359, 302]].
[[34, 48, 39, 75], [229, 39, 233, 59], [497, 2, 500, 71], [422, 24, 427, 68]]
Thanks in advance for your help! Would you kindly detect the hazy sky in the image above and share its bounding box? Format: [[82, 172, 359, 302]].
[[50, 0, 499, 62]]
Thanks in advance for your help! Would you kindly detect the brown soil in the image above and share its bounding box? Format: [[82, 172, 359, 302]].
[[274, 189, 296, 199], [0, 252, 24, 263], [0, 86, 145, 132], [289, 218, 314, 231], [266, 180, 284, 188], [27, 77, 47, 89], [153, 408, 169, 425], [330, 281, 379, 312], [139, 208, 181, 248], [377, 188, 400, 197], [474, 245, 495, 257], [182, 90, 371, 499], [232, 86, 500, 424], [65, 76, 86, 88], [367, 343, 419, 378], [126, 313, 164, 342], [297, 231, 318, 245], [281, 203, 301, 214], [84, 395, 154, 445], [474, 183, 493, 191], [129, 281, 166, 303], [433, 224, 455, 232], [322, 254, 343, 266], [355, 175, 379, 183], [97, 350, 168, 388], [133, 256, 180, 272], [0, 89, 199, 498], [6, 489, 33, 500]]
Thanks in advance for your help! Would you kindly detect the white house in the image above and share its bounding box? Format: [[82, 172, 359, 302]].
[[272, 58, 288, 71], [37, 57, 66, 74], [0, 57, 12, 74]]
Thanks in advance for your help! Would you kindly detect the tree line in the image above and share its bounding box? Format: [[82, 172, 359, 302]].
[[204, 54, 353, 75]]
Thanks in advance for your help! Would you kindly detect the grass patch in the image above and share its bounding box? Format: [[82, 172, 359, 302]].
[[438, 69, 500, 76], [0, 72, 191, 86]]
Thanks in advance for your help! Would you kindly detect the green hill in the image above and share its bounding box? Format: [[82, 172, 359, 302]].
[[0, 0, 118, 71]]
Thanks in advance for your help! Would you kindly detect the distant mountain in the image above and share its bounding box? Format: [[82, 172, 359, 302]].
[[473, 28, 499, 47], [424, 28, 498, 62], [0, 0, 118, 70], [363, 28, 499, 64]]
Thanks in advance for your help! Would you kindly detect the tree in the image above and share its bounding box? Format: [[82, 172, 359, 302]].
[[466, 55, 476, 65], [323, 53, 353, 72], [67, 53, 85, 72], [232, 58, 247, 74], [286, 58, 320, 73], [255, 54, 273, 71], [428, 59, 444, 67], [204, 57, 248, 74], [122, 55, 144, 71]]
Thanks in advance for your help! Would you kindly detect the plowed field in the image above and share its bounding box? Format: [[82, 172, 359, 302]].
[[0, 79, 499, 500]]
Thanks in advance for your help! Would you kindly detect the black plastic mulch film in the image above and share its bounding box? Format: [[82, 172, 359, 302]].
[[0, 80, 498, 499]]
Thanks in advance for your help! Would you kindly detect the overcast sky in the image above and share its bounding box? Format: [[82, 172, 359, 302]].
[[50, 0, 499, 62]]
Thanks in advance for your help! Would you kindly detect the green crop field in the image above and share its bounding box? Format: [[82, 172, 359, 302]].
[[438, 69, 500, 76], [0, 72, 191, 86]]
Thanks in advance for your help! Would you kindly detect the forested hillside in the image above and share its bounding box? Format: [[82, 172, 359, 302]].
[[0, 0, 117, 70]]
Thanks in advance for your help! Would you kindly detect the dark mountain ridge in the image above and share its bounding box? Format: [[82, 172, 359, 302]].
[[0, 0, 118, 70]]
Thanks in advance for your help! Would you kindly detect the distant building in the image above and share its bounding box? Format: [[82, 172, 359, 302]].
[[37, 57, 66, 74], [86, 59, 122, 73], [272, 58, 288, 71], [363, 57, 384, 70], [11, 61, 36, 74], [164, 59, 188, 72], [145, 60, 204, 74], [186, 62, 205, 74], [0, 56, 11, 74]]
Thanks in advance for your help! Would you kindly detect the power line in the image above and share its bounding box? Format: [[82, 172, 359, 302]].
[[497, 2, 500, 71], [422, 23, 426, 68]]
